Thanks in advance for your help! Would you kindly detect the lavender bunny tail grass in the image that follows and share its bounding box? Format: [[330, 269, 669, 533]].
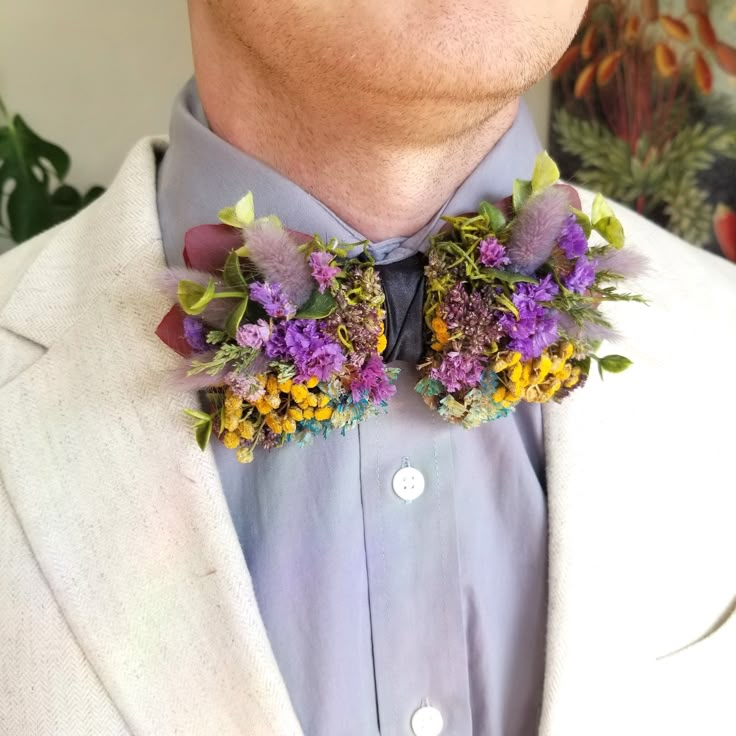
[[506, 187, 572, 274], [242, 219, 314, 307]]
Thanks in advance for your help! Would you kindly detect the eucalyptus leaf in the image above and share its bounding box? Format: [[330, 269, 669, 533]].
[[194, 419, 213, 451], [512, 179, 533, 213], [531, 151, 560, 193], [178, 277, 216, 315], [225, 298, 249, 338], [235, 192, 255, 225], [593, 216, 625, 249], [223, 250, 247, 287], [183, 408, 214, 422], [485, 268, 537, 285], [294, 289, 338, 319], [218, 206, 240, 228], [478, 201, 507, 232], [591, 192, 615, 225], [598, 354, 633, 374], [570, 207, 593, 238]]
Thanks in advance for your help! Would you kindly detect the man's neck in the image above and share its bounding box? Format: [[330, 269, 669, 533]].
[[196, 64, 519, 241]]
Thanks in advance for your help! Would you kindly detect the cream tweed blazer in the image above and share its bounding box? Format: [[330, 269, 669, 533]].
[[1, 138, 734, 736]]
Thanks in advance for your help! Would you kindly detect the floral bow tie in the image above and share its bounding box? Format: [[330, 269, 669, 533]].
[[156, 152, 644, 463]]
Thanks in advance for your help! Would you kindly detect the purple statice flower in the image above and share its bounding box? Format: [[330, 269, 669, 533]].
[[269, 319, 346, 382], [350, 353, 396, 404], [249, 281, 297, 318], [236, 318, 271, 349], [183, 316, 208, 352], [565, 257, 596, 294], [558, 215, 588, 258], [309, 251, 341, 293], [498, 276, 561, 360], [430, 352, 486, 393], [243, 219, 314, 306], [478, 237, 510, 268], [264, 321, 288, 360], [506, 187, 572, 274], [510, 274, 559, 313]]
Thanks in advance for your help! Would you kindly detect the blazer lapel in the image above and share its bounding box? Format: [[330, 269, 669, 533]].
[[0, 139, 302, 736]]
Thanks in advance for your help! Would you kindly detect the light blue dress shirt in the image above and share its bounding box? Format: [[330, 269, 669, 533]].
[[158, 79, 548, 736]]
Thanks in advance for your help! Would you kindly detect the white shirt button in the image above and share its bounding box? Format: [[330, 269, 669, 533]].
[[392, 460, 425, 501], [411, 704, 444, 736]]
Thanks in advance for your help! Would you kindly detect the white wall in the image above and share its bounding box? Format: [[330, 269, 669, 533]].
[[0, 1, 551, 192]]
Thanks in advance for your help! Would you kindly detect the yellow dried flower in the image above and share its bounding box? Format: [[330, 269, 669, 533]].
[[291, 384, 309, 404], [278, 379, 293, 393], [288, 407, 304, 421], [315, 406, 333, 421], [255, 397, 273, 415], [317, 393, 330, 408], [492, 386, 507, 403], [377, 333, 388, 354], [265, 414, 283, 434], [510, 362, 523, 383], [534, 353, 552, 383], [222, 431, 240, 449], [303, 408, 315, 420], [306, 376, 319, 389], [305, 392, 319, 408], [238, 420, 255, 441], [236, 446, 254, 464], [266, 374, 279, 395], [282, 418, 297, 434]]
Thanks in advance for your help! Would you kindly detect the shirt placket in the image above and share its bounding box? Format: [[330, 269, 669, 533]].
[[357, 366, 472, 736]]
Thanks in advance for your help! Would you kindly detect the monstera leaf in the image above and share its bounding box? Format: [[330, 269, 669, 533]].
[[0, 98, 104, 244]]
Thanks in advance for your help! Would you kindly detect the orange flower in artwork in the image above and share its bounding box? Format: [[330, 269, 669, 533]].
[[623, 15, 640, 43], [693, 12, 717, 49], [693, 52, 713, 94], [581, 25, 597, 59], [714, 42, 736, 75], [596, 51, 624, 86], [654, 43, 678, 78], [659, 16, 691, 43], [551, 44, 580, 79], [574, 62, 597, 98]]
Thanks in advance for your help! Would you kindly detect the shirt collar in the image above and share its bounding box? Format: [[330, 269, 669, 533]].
[[158, 78, 542, 267]]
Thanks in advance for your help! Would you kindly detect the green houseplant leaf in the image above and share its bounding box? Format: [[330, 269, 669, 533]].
[[0, 97, 106, 245]]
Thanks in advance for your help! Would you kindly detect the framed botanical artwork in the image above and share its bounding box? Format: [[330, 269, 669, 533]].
[[550, 0, 736, 261]]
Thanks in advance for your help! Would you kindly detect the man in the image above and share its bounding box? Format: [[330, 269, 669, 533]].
[[1, 1, 734, 735]]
